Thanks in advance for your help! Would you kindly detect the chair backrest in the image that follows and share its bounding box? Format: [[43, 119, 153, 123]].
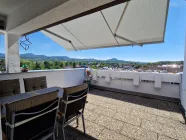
[[23, 76, 47, 92], [60, 83, 88, 122], [5, 90, 59, 140], [0, 79, 20, 98]]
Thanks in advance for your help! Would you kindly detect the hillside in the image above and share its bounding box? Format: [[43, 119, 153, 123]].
[[0, 53, 183, 65], [0, 53, 128, 63]]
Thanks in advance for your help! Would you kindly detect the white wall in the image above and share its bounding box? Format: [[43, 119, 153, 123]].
[[5, 33, 20, 73], [181, 34, 186, 112], [0, 69, 85, 93], [91, 70, 181, 99]]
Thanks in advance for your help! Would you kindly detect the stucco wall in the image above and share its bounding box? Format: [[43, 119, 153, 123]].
[[0, 68, 85, 93]]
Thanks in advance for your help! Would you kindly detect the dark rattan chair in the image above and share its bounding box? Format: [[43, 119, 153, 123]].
[[23, 76, 47, 92], [0, 79, 20, 98], [5, 90, 60, 140], [57, 83, 88, 140]]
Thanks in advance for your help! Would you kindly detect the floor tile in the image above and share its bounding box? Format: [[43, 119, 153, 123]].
[[141, 120, 177, 139], [98, 129, 131, 140], [84, 110, 99, 121], [95, 115, 124, 132], [85, 103, 98, 111], [120, 122, 158, 140], [130, 109, 157, 122], [81, 89, 186, 140], [157, 116, 186, 131], [175, 128, 186, 140], [93, 106, 117, 117], [158, 135, 176, 140], [114, 112, 141, 126]]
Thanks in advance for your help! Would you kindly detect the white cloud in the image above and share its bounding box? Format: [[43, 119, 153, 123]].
[[72, 56, 112, 60]]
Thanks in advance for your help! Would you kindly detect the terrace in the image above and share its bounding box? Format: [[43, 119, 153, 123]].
[[1, 69, 185, 140], [0, 0, 186, 140], [66, 88, 186, 140]]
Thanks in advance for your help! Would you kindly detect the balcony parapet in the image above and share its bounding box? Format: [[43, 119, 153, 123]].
[[0, 68, 85, 93], [91, 70, 181, 99]]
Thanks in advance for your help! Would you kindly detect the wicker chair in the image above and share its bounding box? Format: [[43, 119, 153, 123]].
[[57, 83, 88, 140], [23, 76, 47, 92], [5, 90, 60, 140], [0, 79, 20, 98]]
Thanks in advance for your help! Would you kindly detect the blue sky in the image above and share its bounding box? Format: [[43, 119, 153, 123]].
[[0, 0, 185, 62]]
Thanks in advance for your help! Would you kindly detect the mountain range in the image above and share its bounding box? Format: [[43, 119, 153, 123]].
[[0, 53, 131, 63], [0, 53, 183, 64]]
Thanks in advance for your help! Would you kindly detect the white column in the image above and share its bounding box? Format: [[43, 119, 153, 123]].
[[181, 32, 186, 115], [5, 33, 20, 73]]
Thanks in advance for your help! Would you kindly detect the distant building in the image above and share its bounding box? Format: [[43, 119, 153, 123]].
[[146, 70, 152, 72], [160, 70, 168, 73], [157, 64, 182, 68]]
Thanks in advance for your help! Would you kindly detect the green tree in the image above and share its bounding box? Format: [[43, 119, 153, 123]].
[[73, 62, 76, 68], [65, 62, 68, 67], [0, 59, 5, 71], [40, 62, 45, 69], [44, 61, 50, 69], [35, 62, 41, 70], [60, 62, 64, 68], [91, 65, 97, 69], [69, 61, 72, 66], [134, 64, 141, 69], [54, 61, 60, 67], [30, 62, 36, 70], [49, 61, 55, 69], [79, 62, 82, 66]]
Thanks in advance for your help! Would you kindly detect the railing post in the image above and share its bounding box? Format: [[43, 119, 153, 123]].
[[5, 33, 20, 73]]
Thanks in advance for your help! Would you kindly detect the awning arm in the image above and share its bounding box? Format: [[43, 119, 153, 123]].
[[114, 2, 129, 34], [43, 29, 77, 51], [113, 2, 142, 47], [114, 34, 143, 47], [100, 11, 119, 45], [61, 24, 87, 49]]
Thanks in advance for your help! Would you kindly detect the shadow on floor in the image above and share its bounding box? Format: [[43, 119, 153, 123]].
[[62, 126, 97, 140], [88, 87, 181, 113]]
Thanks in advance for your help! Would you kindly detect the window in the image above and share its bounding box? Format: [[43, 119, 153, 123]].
[[0, 33, 5, 72]]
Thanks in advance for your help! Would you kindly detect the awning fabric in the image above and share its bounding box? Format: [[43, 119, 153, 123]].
[[41, 0, 169, 51]]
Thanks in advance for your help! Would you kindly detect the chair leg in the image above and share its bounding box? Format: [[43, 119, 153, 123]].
[[53, 133, 56, 140], [56, 122, 58, 137], [61, 126, 65, 140], [76, 118, 79, 127], [82, 114, 86, 135]]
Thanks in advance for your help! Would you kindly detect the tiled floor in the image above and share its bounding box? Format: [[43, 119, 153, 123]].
[[65, 88, 186, 140]]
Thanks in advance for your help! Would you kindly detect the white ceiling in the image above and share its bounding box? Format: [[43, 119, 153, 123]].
[[42, 0, 169, 51], [0, 0, 27, 16]]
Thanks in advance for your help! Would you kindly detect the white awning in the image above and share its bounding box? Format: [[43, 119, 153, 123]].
[[42, 0, 169, 51]]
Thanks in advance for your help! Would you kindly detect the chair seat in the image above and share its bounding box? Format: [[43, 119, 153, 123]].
[[57, 111, 63, 119], [58, 111, 81, 122]]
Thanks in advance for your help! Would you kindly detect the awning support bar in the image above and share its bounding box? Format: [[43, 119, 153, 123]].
[[70, 42, 77, 51], [100, 11, 119, 45], [114, 2, 129, 34], [43, 29, 77, 51], [114, 34, 143, 47], [61, 24, 87, 49]]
